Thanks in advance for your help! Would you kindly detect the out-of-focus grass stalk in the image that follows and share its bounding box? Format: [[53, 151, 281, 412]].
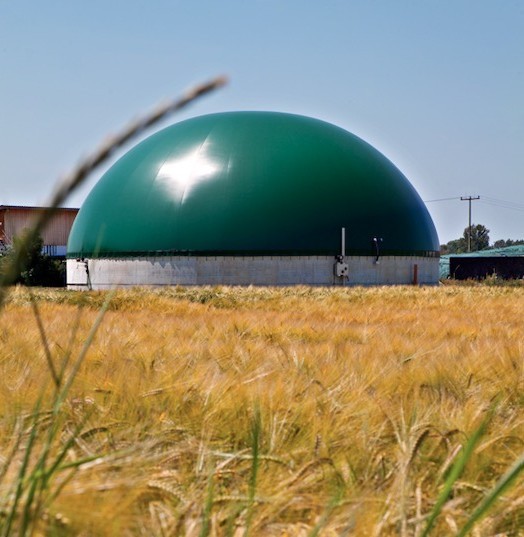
[[308, 491, 343, 537], [0, 75, 227, 308], [28, 290, 60, 390]]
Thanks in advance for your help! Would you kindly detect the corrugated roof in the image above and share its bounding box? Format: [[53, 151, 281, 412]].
[[440, 246, 524, 278]]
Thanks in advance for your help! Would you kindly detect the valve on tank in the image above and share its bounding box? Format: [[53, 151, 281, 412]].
[[334, 228, 349, 283], [334, 254, 349, 277]]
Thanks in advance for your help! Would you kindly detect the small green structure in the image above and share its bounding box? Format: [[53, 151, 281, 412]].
[[440, 245, 524, 279]]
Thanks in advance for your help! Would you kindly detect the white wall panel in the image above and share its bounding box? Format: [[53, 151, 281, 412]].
[[67, 256, 439, 289]]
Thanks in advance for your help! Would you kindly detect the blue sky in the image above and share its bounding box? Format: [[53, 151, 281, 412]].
[[1, 1, 523, 244]]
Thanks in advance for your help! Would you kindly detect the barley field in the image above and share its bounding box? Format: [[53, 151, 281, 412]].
[[0, 284, 523, 536]]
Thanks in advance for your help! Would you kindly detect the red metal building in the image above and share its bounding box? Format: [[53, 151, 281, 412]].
[[0, 205, 78, 256]]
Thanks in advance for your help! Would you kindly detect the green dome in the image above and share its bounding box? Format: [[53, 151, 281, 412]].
[[67, 112, 439, 258]]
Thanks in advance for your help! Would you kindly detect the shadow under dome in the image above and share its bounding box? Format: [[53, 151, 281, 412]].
[[67, 111, 439, 258]]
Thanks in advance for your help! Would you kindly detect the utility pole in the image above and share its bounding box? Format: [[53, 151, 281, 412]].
[[460, 196, 480, 252]]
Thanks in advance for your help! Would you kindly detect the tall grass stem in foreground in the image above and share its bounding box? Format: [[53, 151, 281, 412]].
[[0, 75, 227, 307], [28, 290, 60, 391]]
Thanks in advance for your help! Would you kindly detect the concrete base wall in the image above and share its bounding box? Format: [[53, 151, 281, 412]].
[[67, 255, 439, 289]]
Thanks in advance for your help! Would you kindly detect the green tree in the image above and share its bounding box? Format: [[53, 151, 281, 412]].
[[464, 224, 489, 252], [441, 238, 467, 255], [0, 230, 64, 287], [492, 238, 524, 249], [440, 224, 490, 254]]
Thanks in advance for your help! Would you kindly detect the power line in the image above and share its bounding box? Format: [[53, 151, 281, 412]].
[[424, 197, 462, 203], [424, 194, 524, 212], [482, 196, 524, 206], [480, 197, 524, 212]]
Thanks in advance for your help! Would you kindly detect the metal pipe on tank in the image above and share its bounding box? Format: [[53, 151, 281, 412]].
[[413, 263, 419, 285]]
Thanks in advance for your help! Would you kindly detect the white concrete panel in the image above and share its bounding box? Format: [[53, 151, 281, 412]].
[[67, 255, 439, 290]]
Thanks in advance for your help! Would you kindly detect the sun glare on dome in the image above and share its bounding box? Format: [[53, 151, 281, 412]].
[[156, 149, 220, 203]]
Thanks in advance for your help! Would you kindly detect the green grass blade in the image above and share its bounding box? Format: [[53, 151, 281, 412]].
[[42, 448, 128, 512], [1, 397, 44, 537], [1, 291, 113, 536], [308, 492, 343, 537], [420, 409, 493, 537], [28, 408, 94, 525], [457, 451, 524, 537], [28, 292, 114, 526], [0, 416, 24, 486], [199, 469, 215, 537], [243, 403, 261, 537]]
